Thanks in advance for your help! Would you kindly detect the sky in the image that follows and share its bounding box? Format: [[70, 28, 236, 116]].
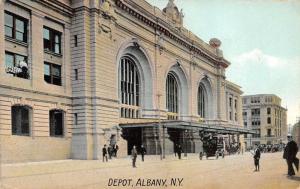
[[146, 0, 300, 125]]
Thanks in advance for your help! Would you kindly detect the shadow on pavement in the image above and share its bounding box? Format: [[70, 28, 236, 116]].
[[288, 176, 300, 181]]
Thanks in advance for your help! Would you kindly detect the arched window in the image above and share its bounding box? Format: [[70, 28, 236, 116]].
[[11, 105, 31, 136], [166, 73, 178, 120], [120, 56, 140, 118], [49, 110, 64, 137], [198, 85, 205, 118]]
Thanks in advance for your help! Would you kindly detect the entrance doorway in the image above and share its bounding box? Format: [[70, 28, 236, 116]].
[[121, 127, 142, 155]]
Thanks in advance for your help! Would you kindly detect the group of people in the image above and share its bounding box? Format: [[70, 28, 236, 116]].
[[250, 144, 285, 153], [251, 135, 299, 177], [102, 144, 119, 162]]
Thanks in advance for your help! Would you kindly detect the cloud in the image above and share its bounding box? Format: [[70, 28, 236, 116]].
[[233, 48, 287, 68], [227, 49, 300, 124]]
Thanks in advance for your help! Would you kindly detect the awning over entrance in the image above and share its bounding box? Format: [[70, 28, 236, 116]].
[[119, 120, 255, 135]]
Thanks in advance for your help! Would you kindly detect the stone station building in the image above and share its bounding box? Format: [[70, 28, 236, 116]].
[[0, 0, 252, 163]]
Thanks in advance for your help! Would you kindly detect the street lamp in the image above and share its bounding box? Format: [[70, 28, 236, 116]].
[[184, 129, 188, 157], [162, 125, 165, 159], [157, 94, 163, 160]]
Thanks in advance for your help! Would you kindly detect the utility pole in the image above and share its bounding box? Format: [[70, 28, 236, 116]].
[[157, 94, 163, 160]]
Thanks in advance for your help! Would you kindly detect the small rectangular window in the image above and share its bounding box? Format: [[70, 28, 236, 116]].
[[74, 35, 78, 47], [267, 117, 271, 124], [44, 62, 62, 86], [5, 51, 29, 79], [74, 113, 78, 125], [43, 26, 62, 54], [75, 69, 78, 80], [5, 11, 27, 43], [234, 99, 237, 109]]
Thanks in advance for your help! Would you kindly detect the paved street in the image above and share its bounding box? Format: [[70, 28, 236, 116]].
[[1, 152, 300, 189]]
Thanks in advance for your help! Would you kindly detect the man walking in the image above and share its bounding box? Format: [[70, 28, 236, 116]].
[[177, 144, 182, 160], [140, 145, 147, 162], [253, 144, 261, 171], [283, 135, 299, 177], [131, 145, 138, 168], [108, 145, 112, 159], [102, 144, 108, 162]]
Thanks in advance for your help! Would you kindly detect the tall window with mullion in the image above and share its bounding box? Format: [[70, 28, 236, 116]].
[[44, 62, 62, 86], [120, 57, 140, 118], [11, 105, 31, 136], [166, 73, 178, 120], [43, 27, 62, 54], [49, 110, 64, 137], [5, 11, 28, 42], [198, 85, 206, 118]]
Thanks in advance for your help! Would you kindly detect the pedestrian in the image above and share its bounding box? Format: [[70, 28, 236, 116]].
[[283, 135, 299, 177], [108, 145, 112, 159], [115, 144, 119, 157], [140, 145, 146, 162], [177, 144, 182, 159], [174, 144, 177, 157], [252, 144, 261, 171], [131, 145, 138, 168], [102, 144, 108, 162]]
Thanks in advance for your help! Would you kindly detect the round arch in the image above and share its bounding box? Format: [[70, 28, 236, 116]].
[[116, 39, 154, 113], [164, 63, 189, 119], [197, 76, 214, 119]]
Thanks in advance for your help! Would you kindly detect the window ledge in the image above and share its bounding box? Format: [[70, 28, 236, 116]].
[[5, 37, 28, 47], [44, 81, 63, 87], [44, 50, 63, 57]]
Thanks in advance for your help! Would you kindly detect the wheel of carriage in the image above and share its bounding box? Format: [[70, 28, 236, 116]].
[[216, 154, 219, 159]]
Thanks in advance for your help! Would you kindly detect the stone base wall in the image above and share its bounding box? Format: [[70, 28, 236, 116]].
[[1, 136, 71, 163]]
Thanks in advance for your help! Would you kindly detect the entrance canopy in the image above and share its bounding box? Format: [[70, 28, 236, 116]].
[[119, 120, 256, 135]]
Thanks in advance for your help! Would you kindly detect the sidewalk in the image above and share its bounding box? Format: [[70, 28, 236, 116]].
[[1, 152, 299, 189], [2, 153, 199, 178]]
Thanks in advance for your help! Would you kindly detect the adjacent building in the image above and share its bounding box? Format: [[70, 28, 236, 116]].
[[292, 117, 300, 147], [242, 94, 287, 148], [0, 0, 251, 163]]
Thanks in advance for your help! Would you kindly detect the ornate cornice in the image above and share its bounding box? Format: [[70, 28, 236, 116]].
[[115, 0, 230, 68], [31, 0, 73, 17]]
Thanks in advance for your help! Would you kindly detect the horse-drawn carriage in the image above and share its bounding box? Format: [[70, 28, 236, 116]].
[[199, 134, 224, 160]]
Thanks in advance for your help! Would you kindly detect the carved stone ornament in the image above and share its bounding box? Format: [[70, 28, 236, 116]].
[[163, 0, 184, 28], [100, 0, 116, 20], [157, 32, 165, 54], [98, 21, 113, 39]]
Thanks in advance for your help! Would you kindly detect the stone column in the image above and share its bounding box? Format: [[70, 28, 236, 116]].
[[192, 131, 203, 153]]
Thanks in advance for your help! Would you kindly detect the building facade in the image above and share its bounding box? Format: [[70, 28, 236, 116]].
[[242, 94, 288, 148], [292, 117, 300, 147], [0, 0, 250, 163]]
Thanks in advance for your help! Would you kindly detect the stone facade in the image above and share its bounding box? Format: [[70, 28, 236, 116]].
[[0, 0, 246, 162], [292, 119, 300, 147], [242, 94, 288, 148]]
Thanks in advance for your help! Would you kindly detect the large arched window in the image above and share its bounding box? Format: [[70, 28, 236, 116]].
[[11, 105, 31, 136], [120, 56, 140, 118], [166, 73, 178, 120], [198, 84, 206, 118], [49, 109, 64, 137]]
